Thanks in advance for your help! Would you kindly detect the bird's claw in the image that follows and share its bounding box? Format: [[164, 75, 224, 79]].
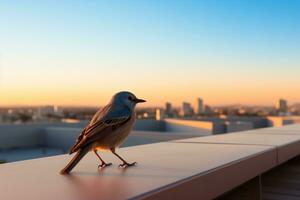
[[119, 162, 137, 168], [98, 163, 112, 168]]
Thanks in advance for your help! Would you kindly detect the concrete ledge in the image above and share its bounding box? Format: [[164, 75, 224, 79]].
[[174, 131, 300, 165], [1, 125, 300, 200], [139, 148, 276, 200], [278, 141, 300, 164], [0, 143, 275, 200]]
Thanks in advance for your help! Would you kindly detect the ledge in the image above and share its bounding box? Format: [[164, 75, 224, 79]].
[[0, 125, 300, 200], [175, 127, 300, 164]]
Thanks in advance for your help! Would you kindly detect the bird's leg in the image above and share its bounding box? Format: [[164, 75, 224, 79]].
[[110, 148, 137, 168], [93, 150, 112, 168]]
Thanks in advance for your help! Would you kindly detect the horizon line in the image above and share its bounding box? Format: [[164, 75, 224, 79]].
[[0, 102, 296, 108]]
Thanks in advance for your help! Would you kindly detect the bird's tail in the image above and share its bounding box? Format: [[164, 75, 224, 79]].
[[60, 147, 90, 175]]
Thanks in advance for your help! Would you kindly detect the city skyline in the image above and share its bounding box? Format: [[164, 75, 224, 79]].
[[0, 97, 295, 109], [1, 1, 300, 106]]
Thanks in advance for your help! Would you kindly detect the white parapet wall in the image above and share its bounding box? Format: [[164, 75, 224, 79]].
[[226, 121, 254, 133], [0, 121, 203, 162], [164, 118, 228, 135], [133, 119, 165, 131], [0, 124, 44, 149], [267, 116, 300, 127]]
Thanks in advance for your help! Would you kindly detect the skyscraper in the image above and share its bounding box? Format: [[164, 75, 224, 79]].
[[165, 102, 173, 117], [276, 99, 288, 114], [195, 98, 204, 115], [182, 102, 193, 117]]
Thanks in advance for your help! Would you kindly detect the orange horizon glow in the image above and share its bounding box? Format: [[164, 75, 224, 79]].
[[1, 83, 300, 107], [2, 61, 300, 107], [1, 1, 299, 108]]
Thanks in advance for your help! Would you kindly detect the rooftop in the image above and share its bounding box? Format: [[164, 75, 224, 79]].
[[1, 124, 300, 199]]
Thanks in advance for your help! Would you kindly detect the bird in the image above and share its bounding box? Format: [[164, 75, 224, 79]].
[[60, 91, 146, 174]]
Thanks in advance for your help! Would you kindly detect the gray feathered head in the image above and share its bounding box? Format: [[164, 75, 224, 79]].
[[111, 91, 146, 110]]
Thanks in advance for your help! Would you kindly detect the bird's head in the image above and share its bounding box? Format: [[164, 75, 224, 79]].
[[112, 91, 146, 110]]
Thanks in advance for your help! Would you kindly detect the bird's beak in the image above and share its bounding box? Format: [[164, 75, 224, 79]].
[[134, 98, 146, 103]]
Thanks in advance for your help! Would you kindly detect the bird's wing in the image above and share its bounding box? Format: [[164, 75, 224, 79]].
[[69, 105, 110, 154], [88, 104, 111, 125], [69, 106, 131, 154]]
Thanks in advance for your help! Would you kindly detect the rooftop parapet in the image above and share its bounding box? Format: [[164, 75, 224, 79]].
[[0, 124, 300, 199]]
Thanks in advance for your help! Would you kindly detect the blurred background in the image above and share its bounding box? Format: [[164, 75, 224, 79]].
[[0, 0, 299, 163]]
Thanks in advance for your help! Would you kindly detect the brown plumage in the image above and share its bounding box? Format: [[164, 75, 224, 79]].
[[60, 91, 145, 174]]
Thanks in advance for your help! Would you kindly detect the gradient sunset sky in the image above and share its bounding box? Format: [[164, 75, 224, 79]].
[[0, 0, 299, 107]]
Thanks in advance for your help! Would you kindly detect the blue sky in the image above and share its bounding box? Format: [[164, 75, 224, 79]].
[[0, 0, 299, 106]]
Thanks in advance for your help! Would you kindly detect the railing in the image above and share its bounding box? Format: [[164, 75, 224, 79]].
[[0, 124, 300, 199]]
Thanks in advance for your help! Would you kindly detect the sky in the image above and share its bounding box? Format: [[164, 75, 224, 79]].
[[0, 0, 299, 107]]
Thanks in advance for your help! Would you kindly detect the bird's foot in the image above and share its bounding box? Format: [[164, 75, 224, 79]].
[[98, 162, 112, 168], [119, 162, 137, 168]]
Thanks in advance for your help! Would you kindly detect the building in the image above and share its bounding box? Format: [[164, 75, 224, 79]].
[[195, 98, 204, 115], [182, 102, 193, 117], [276, 99, 288, 114], [37, 106, 55, 117], [155, 109, 162, 120], [226, 121, 254, 133], [165, 102, 173, 117], [204, 105, 213, 115]]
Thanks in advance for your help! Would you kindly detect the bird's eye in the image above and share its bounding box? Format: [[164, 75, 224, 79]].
[[128, 96, 133, 101]]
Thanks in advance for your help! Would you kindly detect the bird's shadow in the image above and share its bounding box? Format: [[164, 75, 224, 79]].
[[68, 164, 137, 177]]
